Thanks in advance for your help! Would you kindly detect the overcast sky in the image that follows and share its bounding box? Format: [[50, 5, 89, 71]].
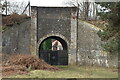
[[2, 0, 120, 6], [17, 0, 67, 6], [31, 0, 67, 6]]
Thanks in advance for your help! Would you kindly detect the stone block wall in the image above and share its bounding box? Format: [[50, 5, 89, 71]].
[[31, 7, 78, 64], [2, 7, 118, 67], [37, 7, 71, 43], [77, 21, 118, 67], [2, 19, 31, 54]]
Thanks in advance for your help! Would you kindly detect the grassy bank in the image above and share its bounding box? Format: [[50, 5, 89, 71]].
[[9, 66, 118, 78]]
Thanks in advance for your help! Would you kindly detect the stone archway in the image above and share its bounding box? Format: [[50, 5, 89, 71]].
[[31, 6, 78, 65], [38, 34, 69, 65]]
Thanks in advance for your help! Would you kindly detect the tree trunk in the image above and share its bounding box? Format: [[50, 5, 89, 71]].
[[83, 2, 90, 20]]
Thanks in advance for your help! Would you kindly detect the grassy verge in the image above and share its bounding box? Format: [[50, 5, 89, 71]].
[[9, 66, 118, 78]]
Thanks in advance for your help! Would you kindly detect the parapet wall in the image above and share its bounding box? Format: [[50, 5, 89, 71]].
[[2, 19, 31, 54], [77, 21, 118, 67]]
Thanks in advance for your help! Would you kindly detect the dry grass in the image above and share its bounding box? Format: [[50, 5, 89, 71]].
[[8, 66, 118, 78]]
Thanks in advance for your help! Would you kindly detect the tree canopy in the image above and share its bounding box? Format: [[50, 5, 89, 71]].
[[96, 2, 120, 54], [41, 39, 52, 50]]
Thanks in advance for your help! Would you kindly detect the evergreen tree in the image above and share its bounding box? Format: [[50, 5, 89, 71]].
[[41, 39, 52, 50], [96, 2, 120, 54]]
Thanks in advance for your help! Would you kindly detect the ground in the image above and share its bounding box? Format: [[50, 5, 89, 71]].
[[1, 54, 118, 78], [1, 54, 59, 77], [7, 66, 118, 78]]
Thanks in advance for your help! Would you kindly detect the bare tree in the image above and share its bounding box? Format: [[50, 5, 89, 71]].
[[83, 1, 90, 20], [64, 0, 98, 20], [1, 0, 28, 15], [1, 0, 8, 15], [89, 2, 97, 20]]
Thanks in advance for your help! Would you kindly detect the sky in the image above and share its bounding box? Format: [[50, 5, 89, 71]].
[[17, 0, 67, 6], [2, 0, 120, 7], [31, 0, 66, 6], [0, 0, 69, 15]]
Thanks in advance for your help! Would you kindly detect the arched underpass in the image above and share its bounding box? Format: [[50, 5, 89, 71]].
[[39, 36, 68, 65]]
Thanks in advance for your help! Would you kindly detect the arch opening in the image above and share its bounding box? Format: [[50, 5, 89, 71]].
[[39, 36, 68, 65]]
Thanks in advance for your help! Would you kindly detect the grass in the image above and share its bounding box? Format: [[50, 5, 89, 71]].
[[9, 66, 118, 78]]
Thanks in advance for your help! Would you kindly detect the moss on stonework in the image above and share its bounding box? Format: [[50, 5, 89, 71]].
[[2, 26, 10, 32]]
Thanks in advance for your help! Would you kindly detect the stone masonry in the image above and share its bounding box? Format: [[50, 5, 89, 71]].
[[2, 6, 118, 67]]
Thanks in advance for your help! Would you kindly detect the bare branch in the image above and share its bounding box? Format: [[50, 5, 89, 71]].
[[64, 0, 98, 20]]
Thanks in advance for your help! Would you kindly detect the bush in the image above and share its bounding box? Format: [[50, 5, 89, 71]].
[[2, 13, 30, 26]]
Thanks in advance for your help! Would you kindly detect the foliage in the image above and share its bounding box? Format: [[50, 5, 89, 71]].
[[41, 39, 52, 50], [97, 29, 120, 54], [2, 13, 30, 27], [101, 36, 119, 53], [97, 29, 113, 41], [96, 2, 120, 54], [96, 2, 120, 28], [86, 20, 106, 29]]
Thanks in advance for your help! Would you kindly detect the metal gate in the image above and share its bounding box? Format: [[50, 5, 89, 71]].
[[39, 50, 68, 65]]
